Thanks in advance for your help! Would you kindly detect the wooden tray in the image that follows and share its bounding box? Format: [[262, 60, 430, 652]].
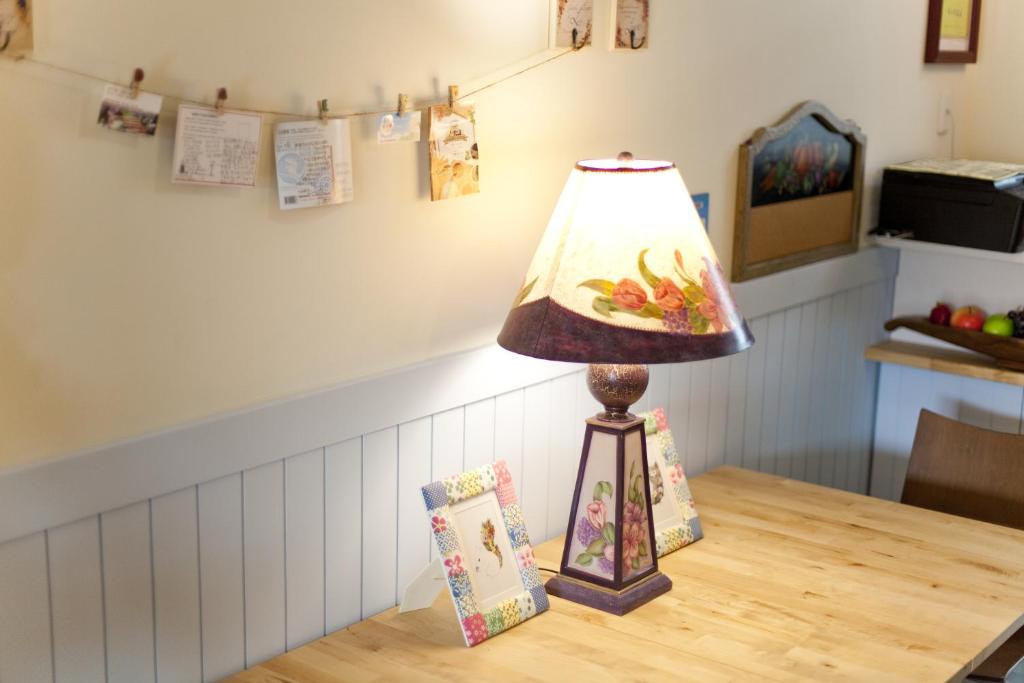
[[884, 316, 1024, 372]]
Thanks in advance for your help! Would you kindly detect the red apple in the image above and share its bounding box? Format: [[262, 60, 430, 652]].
[[929, 302, 952, 326], [950, 306, 987, 331]]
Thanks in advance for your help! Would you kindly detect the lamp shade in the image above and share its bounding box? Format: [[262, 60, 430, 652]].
[[498, 157, 754, 364]]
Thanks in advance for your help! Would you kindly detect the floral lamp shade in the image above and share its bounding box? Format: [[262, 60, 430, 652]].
[[498, 158, 754, 364]]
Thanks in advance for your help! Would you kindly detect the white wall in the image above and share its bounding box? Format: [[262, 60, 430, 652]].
[[964, 1, 1024, 161], [0, 0, 968, 470]]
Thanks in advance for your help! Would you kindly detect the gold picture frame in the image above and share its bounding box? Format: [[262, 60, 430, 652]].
[[732, 100, 865, 283]]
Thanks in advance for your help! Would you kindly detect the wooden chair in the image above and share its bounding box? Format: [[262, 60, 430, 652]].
[[902, 409, 1024, 682]]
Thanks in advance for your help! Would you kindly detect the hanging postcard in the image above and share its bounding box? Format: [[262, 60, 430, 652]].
[[172, 105, 262, 188], [0, 0, 32, 58], [274, 119, 354, 210], [553, 0, 593, 48], [376, 111, 421, 144], [97, 84, 163, 136], [613, 0, 649, 50], [428, 104, 479, 201]]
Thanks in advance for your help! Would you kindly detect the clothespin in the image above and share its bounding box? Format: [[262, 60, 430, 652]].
[[317, 98, 329, 123], [215, 87, 228, 115], [447, 85, 459, 113], [129, 68, 145, 99], [397, 93, 410, 118]]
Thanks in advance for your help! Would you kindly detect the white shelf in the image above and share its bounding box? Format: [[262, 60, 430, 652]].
[[872, 234, 1024, 264]]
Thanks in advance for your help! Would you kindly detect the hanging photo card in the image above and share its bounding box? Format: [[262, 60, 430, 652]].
[[274, 119, 354, 210], [171, 105, 262, 188], [376, 111, 421, 144], [428, 104, 479, 201], [613, 0, 649, 50], [0, 0, 32, 58], [97, 84, 163, 136], [554, 0, 593, 48]]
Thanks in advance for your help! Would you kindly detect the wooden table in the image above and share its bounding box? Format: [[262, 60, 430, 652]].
[[226, 467, 1024, 682]]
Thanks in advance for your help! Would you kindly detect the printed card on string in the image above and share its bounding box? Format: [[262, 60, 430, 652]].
[[0, 0, 32, 58], [172, 105, 262, 188], [97, 84, 163, 136], [377, 111, 421, 144], [274, 119, 354, 210], [428, 104, 479, 201]]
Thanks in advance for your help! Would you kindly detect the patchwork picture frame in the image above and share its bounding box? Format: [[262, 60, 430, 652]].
[[637, 408, 703, 557], [421, 460, 548, 647]]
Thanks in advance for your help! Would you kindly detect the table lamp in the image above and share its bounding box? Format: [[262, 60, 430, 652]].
[[497, 153, 754, 615]]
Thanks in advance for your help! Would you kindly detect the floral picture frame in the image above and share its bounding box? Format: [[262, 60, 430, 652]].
[[421, 460, 548, 647], [637, 408, 703, 557]]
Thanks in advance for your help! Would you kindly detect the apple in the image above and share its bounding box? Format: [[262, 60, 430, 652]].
[[929, 302, 952, 326], [951, 306, 987, 331], [983, 314, 1014, 337]]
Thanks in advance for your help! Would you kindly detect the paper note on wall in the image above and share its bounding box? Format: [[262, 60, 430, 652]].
[[428, 105, 480, 201], [97, 84, 163, 136], [172, 105, 262, 188], [940, 0, 971, 39], [274, 119, 354, 210]]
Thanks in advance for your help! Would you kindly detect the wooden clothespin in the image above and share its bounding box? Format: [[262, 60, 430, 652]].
[[129, 68, 145, 99], [215, 87, 228, 115], [397, 93, 410, 118], [317, 99, 329, 123], [447, 85, 459, 114]]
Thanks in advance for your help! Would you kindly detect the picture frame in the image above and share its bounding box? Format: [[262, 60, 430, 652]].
[[732, 100, 865, 282], [421, 460, 548, 647], [637, 408, 703, 557], [925, 0, 981, 64]]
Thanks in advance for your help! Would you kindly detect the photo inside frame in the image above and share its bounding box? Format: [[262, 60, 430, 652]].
[[647, 440, 685, 534], [449, 490, 525, 613]]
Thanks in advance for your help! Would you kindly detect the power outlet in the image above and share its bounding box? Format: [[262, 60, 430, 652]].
[[937, 93, 951, 135]]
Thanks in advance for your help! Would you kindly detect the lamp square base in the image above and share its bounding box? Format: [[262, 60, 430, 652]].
[[544, 571, 672, 616]]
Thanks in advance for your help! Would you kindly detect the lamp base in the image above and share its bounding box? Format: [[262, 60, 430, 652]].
[[548, 411, 671, 616], [545, 570, 671, 616]]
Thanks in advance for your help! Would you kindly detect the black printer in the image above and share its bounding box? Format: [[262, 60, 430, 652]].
[[876, 159, 1024, 253]]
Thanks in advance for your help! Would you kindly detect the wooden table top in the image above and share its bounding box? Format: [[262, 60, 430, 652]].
[[226, 467, 1024, 682]]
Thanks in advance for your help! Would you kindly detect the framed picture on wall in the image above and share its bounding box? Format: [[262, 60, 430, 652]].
[[925, 0, 981, 63], [421, 460, 548, 646]]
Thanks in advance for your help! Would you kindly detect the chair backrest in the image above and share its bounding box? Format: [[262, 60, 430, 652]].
[[902, 409, 1024, 531]]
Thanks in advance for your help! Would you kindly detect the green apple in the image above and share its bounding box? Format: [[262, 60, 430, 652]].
[[982, 314, 1014, 337]]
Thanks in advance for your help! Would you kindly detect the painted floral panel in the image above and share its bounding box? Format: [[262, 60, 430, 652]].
[[565, 429, 618, 580], [621, 428, 654, 578]]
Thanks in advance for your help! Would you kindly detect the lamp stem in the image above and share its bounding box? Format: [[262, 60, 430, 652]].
[[586, 363, 649, 422]]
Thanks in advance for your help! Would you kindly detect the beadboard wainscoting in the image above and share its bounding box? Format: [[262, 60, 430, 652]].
[[0, 249, 896, 683], [870, 364, 1024, 502]]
